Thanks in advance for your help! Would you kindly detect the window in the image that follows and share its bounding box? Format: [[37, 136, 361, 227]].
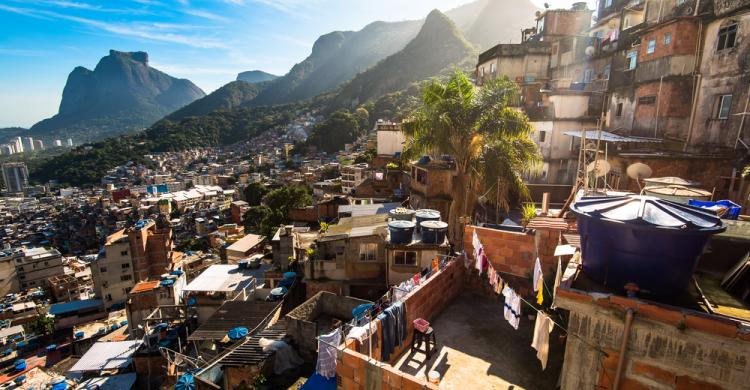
[[490, 63, 496, 73], [603, 64, 611, 80], [583, 69, 593, 83], [394, 251, 417, 266], [647, 39, 656, 54], [664, 32, 671, 45], [677, 0, 686, 4], [616, 103, 623, 117], [717, 94, 733, 119], [539, 130, 546, 143], [605, 0, 612, 7], [717, 24, 738, 51], [120, 250, 128, 256], [626, 51, 637, 70], [359, 243, 377, 262], [100, 267, 107, 273], [121, 263, 130, 269], [638, 95, 657, 104], [120, 274, 132, 282]]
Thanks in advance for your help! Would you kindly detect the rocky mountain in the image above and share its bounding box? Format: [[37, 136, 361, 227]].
[[245, 0, 536, 108], [332, 10, 475, 108], [29, 50, 205, 143], [236, 70, 278, 84], [166, 80, 266, 121], [249, 22, 422, 106]]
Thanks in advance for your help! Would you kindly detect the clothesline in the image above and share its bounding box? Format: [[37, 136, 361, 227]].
[[470, 229, 608, 358]]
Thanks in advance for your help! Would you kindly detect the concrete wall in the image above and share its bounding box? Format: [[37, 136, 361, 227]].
[[92, 240, 135, 310], [691, 13, 750, 150], [377, 130, 406, 156], [555, 288, 750, 390], [0, 259, 19, 296]]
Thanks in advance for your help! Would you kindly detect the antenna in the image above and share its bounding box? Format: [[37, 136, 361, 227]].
[[626, 163, 652, 192], [587, 160, 611, 178]]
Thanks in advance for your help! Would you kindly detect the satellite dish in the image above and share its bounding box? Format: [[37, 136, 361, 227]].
[[586, 160, 611, 177], [626, 162, 652, 180]]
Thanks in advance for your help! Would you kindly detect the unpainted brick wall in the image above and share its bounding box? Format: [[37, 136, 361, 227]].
[[335, 259, 466, 389]]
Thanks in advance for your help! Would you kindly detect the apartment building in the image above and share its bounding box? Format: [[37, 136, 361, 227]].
[[91, 229, 136, 310], [2, 247, 64, 291], [92, 219, 176, 310], [341, 163, 369, 195]]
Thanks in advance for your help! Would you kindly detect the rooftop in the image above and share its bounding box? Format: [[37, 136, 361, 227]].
[[393, 292, 562, 389], [188, 300, 280, 341], [225, 233, 265, 253], [182, 264, 256, 293], [68, 340, 142, 374]]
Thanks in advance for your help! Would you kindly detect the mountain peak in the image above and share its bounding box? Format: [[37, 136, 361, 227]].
[[236, 70, 279, 84], [30, 50, 204, 143], [108, 49, 149, 64]]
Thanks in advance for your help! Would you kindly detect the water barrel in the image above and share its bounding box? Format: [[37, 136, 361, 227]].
[[421, 221, 448, 244], [415, 210, 440, 232], [389, 207, 416, 221], [388, 220, 415, 244], [571, 194, 725, 296]]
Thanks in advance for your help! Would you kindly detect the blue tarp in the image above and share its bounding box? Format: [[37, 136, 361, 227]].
[[227, 327, 248, 340], [175, 372, 195, 390], [160, 279, 175, 286], [301, 373, 336, 390], [48, 299, 103, 316], [74, 332, 84, 339], [14, 359, 26, 371], [46, 344, 57, 351], [283, 272, 297, 279]]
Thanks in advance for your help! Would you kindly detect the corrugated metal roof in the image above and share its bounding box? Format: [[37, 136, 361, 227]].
[[49, 299, 102, 315], [338, 203, 401, 217], [68, 341, 141, 373], [76, 373, 137, 390], [226, 234, 265, 253], [183, 265, 255, 292], [563, 130, 662, 143]]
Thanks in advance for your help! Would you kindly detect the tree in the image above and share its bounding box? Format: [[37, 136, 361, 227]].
[[244, 186, 312, 238], [243, 182, 269, 206], [308, 110, 360, 153], [403, 70, 540, 242], [30, 314, 54, 336], [355, 107, 370, 130]]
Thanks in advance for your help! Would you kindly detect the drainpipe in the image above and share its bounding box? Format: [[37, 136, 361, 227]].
[[613, 308, 636, 390]]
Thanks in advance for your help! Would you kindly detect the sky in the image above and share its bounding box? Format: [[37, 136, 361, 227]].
[[0, 0, 594, 128]]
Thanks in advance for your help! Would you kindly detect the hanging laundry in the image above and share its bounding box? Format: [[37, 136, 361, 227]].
[[537, 283, 544, 305], [432, 257, 439, 272], [502, 285, 513, 323], [533, 257, 543, 293], [510, 293, 521, 330], [551, 259, 562, 309], [531, 313, 555, 370], [413, 274, 421, 286], [346, 322, 378, 343], [377, 312, 395, 361], [316, 328, 341, 378]]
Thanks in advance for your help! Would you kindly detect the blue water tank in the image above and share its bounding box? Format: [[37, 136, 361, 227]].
[[571, 195, 725, 296], [415, 210, 440, 232], [388, 220, 415, 244], [420, 221, 448, 244]]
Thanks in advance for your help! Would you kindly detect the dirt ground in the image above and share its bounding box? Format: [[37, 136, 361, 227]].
[[394, 292, 565, 389]]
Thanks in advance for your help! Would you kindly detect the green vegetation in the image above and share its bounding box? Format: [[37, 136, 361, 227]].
[[403, 70, 540, 242], [243, 182, 270, 206], [307, 110, 362, 153], [243, 185, 312, 239], [30, 314, 54, 336], [165, 80, 265, 121]]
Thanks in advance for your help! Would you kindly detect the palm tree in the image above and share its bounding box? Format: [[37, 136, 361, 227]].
[[403, 70, 541, 243]]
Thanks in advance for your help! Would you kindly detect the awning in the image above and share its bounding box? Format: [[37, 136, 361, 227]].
[[563, 130, 662, 143]]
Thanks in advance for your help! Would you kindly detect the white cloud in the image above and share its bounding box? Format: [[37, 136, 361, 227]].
[[0, 5, 229, 49], [182, 9, 229, 22]]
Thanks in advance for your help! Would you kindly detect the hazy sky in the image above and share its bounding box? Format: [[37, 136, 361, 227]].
[[0, 0, 595, 128]]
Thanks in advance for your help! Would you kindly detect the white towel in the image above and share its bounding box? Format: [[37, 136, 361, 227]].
[[532, 313, 555, 370], [533, 257, 543, 293]]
